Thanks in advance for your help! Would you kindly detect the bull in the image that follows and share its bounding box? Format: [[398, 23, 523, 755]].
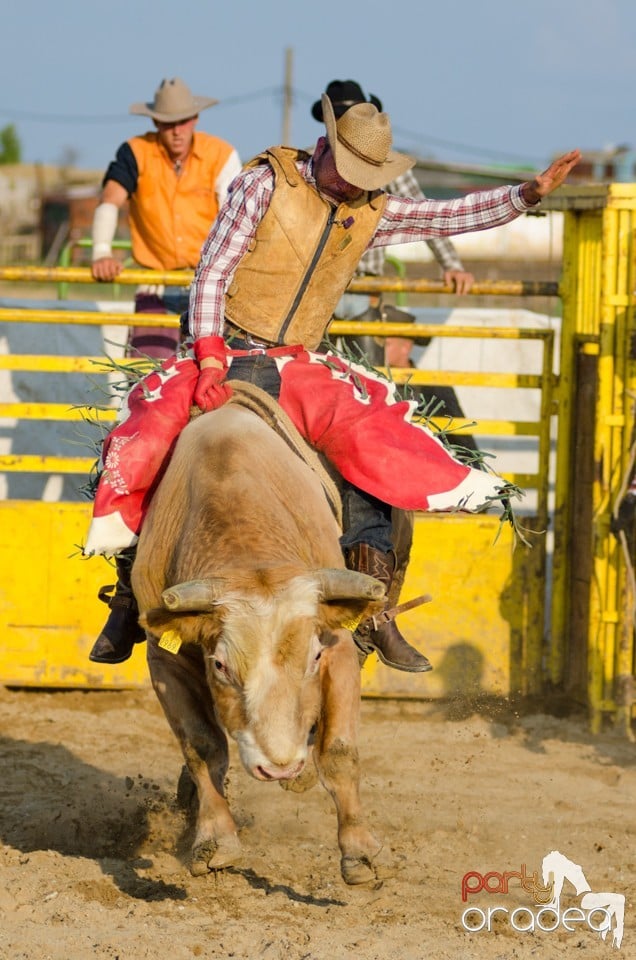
[[132, 398, 396, 884]]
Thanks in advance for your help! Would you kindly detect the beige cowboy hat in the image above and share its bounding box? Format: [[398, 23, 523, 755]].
[[321, 93, 414, 191], [129, 77, 218, 123]]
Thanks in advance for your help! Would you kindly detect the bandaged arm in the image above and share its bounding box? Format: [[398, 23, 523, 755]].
[[91, 202, 119, 261]]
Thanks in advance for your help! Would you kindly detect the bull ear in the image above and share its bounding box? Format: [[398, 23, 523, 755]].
[[161, 578, 226, 611], [140, 607, 223, 647], [315, 568, 385, 602]]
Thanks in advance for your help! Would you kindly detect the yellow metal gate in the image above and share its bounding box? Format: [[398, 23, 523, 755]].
[[4, 188, 636, 732], [0, 267, 556, 700], [547, 185, 636, 733], [7, 219, 636, 730]]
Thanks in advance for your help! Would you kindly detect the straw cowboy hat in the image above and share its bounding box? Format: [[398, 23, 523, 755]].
[[129, 77, 218, 123], [321, 93, 414, 191], [311, 79, 382, 121]]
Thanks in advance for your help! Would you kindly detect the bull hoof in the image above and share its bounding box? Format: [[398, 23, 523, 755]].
[[341, 846, 397, 886], [370, 845, 398, 880], [190, 834, 242, 876], [341, 855, 376, 885], [279, 763, 318, 793]]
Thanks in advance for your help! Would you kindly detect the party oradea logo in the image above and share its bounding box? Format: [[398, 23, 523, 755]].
[[461, 850, 625, 949]]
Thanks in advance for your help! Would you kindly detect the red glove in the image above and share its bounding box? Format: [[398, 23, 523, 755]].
[[194, 335, 228, 365], [193, 335, 232, 412], [193, 366, 232, 412]]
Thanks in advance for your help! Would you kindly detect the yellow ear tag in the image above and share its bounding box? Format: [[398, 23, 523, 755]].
[[341, 614, 363, 633], [159, 630, 183, 655]]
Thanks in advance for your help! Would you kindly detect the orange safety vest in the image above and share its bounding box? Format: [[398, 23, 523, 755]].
[[128, 131, 235, 270]]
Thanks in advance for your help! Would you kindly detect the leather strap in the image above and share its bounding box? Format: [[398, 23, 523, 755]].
[[97, 583, 136, 610], [357, 593, 432, 636], [228, 344, 304, 358], [98, 584, 115, 605], [372, 593, 432, 628], [224, 321, 276, 347]]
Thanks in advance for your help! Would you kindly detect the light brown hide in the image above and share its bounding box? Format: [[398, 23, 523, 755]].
[[133, 405, 392, 883]]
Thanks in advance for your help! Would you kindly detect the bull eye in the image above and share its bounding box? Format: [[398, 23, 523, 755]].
[[211, 658, 227, 678], [208, 652, 231, 683]]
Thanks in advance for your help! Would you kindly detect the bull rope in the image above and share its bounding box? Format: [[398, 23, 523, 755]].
[[191, 380, 343, 528]]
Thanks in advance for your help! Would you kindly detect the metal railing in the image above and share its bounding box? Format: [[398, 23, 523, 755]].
[[0, 261, 561, 702], [0, 264, 559, 298], [4, 189, 635, 728]]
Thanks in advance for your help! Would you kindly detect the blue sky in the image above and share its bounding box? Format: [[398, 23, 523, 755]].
[[3, 0, 635, 173]]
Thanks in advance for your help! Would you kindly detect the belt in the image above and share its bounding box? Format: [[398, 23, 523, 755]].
[[224, 321, 302, 357], [224, 320, 277, 348], [227, 339, 304, 359]]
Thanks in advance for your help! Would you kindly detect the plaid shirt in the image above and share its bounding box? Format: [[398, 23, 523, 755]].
[[189, 151, 532, 340], [358, 168, 463, 277]]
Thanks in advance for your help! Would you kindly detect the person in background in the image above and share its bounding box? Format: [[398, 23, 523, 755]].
[[85, 91, 579, 673], [311, 79, 474, 331], [383, 325, 480, 456], [313, 79, 477, 441], [90, 77, 241, 359], [611, 459, 636, 548]]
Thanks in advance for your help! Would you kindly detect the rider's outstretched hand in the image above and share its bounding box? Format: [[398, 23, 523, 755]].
[[521, 149, 581, 204]]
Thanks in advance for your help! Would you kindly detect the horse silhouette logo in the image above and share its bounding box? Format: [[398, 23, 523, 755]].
[[542, 850, 625, 949]]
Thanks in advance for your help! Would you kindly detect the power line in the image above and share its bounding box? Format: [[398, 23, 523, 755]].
[[0, 109, 127, 124], [391, 123, 543, 167], [0, 87, 283, 125], [0, 84, 546, 167], [209, 87, 283, 108], [293, 87, 543, 167]]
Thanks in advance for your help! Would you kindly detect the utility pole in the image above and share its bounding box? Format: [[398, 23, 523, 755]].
[[282, 47, 293, 145]]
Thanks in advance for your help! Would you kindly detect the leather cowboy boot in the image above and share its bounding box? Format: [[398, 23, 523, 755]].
[[89, 548, 146, 664], [344, 543, 432, 673]]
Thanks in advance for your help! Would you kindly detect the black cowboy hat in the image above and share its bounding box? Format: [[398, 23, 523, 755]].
[[311, 79, 383, 122]]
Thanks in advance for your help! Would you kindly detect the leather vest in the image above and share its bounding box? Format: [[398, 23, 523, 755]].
[[225, 147, 387, 349], [128, 132, 235, 270]]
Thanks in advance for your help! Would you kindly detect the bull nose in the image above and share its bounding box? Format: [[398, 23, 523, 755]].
[[254, 759, 305, 782]]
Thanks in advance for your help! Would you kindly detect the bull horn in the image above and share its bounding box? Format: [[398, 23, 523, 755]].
[[161, 578, 226, 611], [315, 568, 386, 601]]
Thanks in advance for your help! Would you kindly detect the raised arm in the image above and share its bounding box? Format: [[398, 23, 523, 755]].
[[373, 149, 581, 249], [389, 169, 475, 294], [520, 149, 581, 203]]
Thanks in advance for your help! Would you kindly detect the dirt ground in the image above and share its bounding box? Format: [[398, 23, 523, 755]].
[[0, 683, 634, 960]]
